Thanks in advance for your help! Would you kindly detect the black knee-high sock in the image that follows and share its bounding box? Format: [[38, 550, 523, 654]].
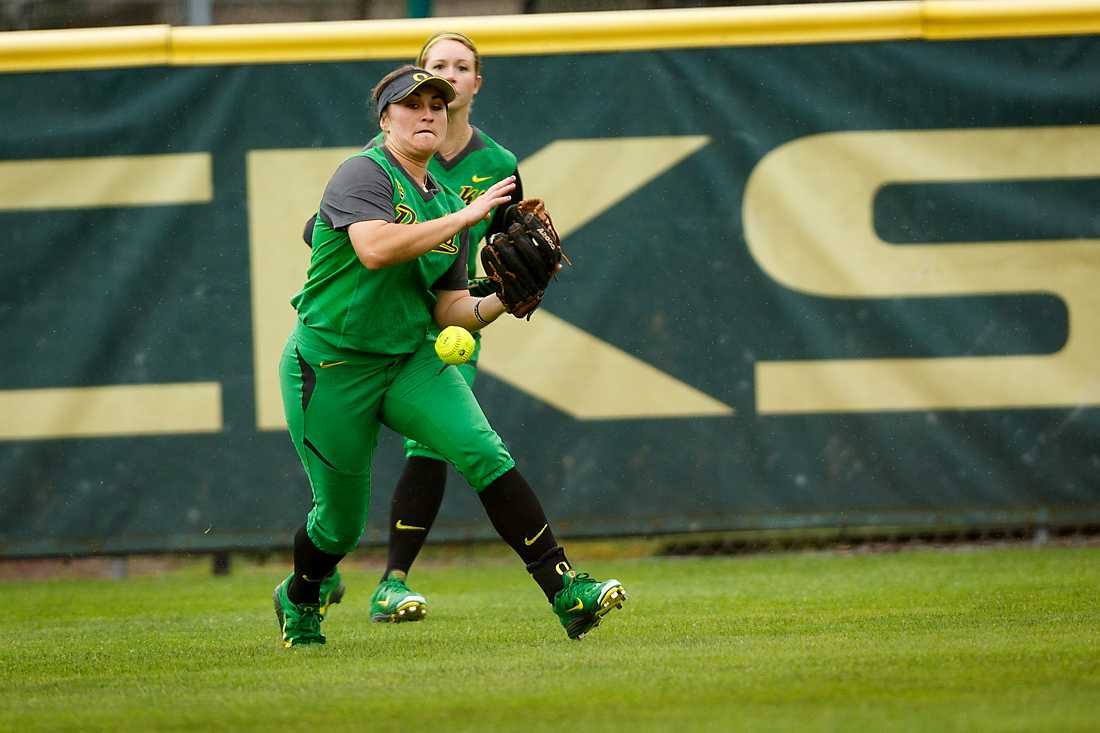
[[479, 467, 572, 601], [526, 545, 574, 602], [384, 456, 447, 582], [287, 524, 344, 605]]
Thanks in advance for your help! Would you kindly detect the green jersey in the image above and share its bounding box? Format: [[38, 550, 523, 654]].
[[430, 127, 518, 278], [292, 146, 469, 355], [371, 126, 519, 278]]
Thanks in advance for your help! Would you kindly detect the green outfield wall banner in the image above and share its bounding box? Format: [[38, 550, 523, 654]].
[[3, 28, 1100, 556]]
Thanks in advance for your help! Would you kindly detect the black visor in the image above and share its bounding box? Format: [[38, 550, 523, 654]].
[[375, 67, 456, 121]]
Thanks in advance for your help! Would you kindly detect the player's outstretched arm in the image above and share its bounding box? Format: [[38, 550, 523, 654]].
[[349, 177, 515, 270]]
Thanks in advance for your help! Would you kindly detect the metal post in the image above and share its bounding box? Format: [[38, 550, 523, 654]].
[[212, 551, 231, 576], [110, 556, 128, 580], [407, 0, 432, 18], [185, 0, 213, 26]]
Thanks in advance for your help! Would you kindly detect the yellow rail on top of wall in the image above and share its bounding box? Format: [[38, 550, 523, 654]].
[[0, 0, 1098, 72]]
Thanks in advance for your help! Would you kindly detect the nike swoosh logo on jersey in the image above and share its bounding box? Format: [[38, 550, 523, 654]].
[[523, 523, 548, 546], [471, 174, 492, 183], [318, 360, 346, 368], [395, 519, 427, 531]]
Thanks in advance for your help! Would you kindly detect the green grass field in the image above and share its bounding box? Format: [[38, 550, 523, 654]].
[[4, 545, 1098, 732]]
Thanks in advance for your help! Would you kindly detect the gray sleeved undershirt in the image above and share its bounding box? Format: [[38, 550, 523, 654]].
[[319, 156, 394, 230]]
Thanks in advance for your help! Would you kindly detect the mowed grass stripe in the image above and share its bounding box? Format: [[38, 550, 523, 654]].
[[3, 547, 1097, 732]]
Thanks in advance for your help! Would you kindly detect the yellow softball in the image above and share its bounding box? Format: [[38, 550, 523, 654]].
[[435, 325, 475, 365]]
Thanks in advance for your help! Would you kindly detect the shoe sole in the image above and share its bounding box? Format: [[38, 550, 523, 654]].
[[371, 598, 428, 624], [568, 581, 627, 640]]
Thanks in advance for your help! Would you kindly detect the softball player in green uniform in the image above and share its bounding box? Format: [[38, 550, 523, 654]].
[[305, 34, 527, 622], [370, 33, 525, 622], [274, 64, 626, 646]]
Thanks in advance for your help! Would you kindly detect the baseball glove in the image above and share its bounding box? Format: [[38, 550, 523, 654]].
[[480, 198, 570, 319]]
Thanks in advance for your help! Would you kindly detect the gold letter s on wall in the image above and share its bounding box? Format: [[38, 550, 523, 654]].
[[743, 125, 1100, 414]]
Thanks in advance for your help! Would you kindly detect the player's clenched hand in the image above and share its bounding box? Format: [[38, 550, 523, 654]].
[[460, 176, 515, 229]]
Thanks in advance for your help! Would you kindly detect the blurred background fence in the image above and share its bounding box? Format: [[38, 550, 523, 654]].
[[3, 0, 1100, 557], [0, 0, 862, 31]]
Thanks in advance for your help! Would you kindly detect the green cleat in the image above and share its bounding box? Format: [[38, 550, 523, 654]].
[[552, 571, 626, 640], [318, 569, 345, 618], [273, 574, 326, 647], [369, 574, 427, 623]]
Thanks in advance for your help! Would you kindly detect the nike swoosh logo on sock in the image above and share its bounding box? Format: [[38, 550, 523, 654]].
[[524, 523, 548, 546]]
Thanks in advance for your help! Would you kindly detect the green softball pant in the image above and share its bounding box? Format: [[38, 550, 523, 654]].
[[403, 334, 481, 460], [280, 327, 514, 555]]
